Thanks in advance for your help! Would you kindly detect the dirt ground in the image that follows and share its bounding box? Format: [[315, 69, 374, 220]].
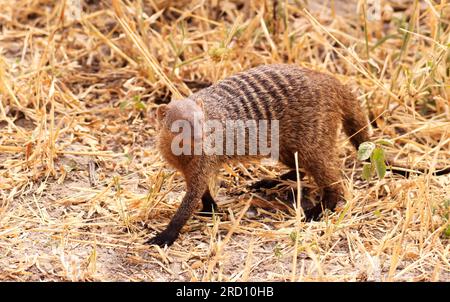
[[0, 0, 449, 281]]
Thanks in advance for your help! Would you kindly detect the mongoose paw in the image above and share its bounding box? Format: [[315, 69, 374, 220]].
[[200, 190, 218, 217], [250, 179, 282, 191], [303, 205, 323, 221], [147, 231, 178, 247]]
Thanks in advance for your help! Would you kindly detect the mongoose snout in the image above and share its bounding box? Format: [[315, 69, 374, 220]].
[[148, 64, 370, 247]]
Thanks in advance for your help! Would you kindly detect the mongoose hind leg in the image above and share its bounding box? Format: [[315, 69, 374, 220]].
[[303, 187, 341, 221], [250, 170, 306, 191], [199, 189, 218, 217], [251, 169, 314, 211]]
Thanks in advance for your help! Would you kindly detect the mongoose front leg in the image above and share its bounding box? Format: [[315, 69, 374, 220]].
[[199, 189, 218, 216], [148, 181, 207, 246], [303, 154, 343, 221]]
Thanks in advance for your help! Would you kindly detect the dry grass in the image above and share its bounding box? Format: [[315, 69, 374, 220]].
[[0, 0, 449, 281]]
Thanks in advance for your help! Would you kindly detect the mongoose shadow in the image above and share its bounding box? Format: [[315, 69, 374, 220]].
[[148, 64, 372, 247]]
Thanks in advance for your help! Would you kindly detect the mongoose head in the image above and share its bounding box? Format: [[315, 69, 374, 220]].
[[156, 98, 205, 149]]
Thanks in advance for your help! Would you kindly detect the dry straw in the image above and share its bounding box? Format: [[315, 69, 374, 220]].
[[0, 0, 449, 281]]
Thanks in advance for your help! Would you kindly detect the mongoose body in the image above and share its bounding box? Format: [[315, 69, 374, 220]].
[[150, 64, 369, 246]]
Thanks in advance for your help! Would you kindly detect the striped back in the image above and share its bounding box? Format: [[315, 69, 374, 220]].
[[195, 64, 310, 122]]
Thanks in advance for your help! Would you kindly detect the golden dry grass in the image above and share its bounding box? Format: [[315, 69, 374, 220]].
[[0, 0, 449, 281]]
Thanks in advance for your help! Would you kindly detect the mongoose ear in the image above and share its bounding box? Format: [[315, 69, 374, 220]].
[[156, 104, 168, 120]]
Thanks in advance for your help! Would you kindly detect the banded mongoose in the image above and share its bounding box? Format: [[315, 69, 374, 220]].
[[149, 64, 448, 246], [148, 64, 369, 246]]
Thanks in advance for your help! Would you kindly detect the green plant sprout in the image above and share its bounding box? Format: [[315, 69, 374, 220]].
[[358, 139, 394, 181]]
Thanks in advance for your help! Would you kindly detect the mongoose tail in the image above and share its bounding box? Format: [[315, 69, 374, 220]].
[[341, 88, 371, 149], [149, 64, 359, 245], [340, 90, 450, 177]]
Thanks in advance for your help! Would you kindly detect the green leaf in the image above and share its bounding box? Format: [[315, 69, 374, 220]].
[[208, 46, 229, 61], [273, 245, 282, 258], [358, 142, 376, 161], [372, 147, 387, 179], [362, 163, 373, 181], [119, 101, 128, 110], [444, 225, 450, 238], [134, 101, 146, 111], [375, 138, 394, 146], [133, 95, 146, 111], [289, 231, 298, 244]]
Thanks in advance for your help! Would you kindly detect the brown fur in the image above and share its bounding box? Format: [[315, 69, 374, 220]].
[[149, 64, 370, 246]]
